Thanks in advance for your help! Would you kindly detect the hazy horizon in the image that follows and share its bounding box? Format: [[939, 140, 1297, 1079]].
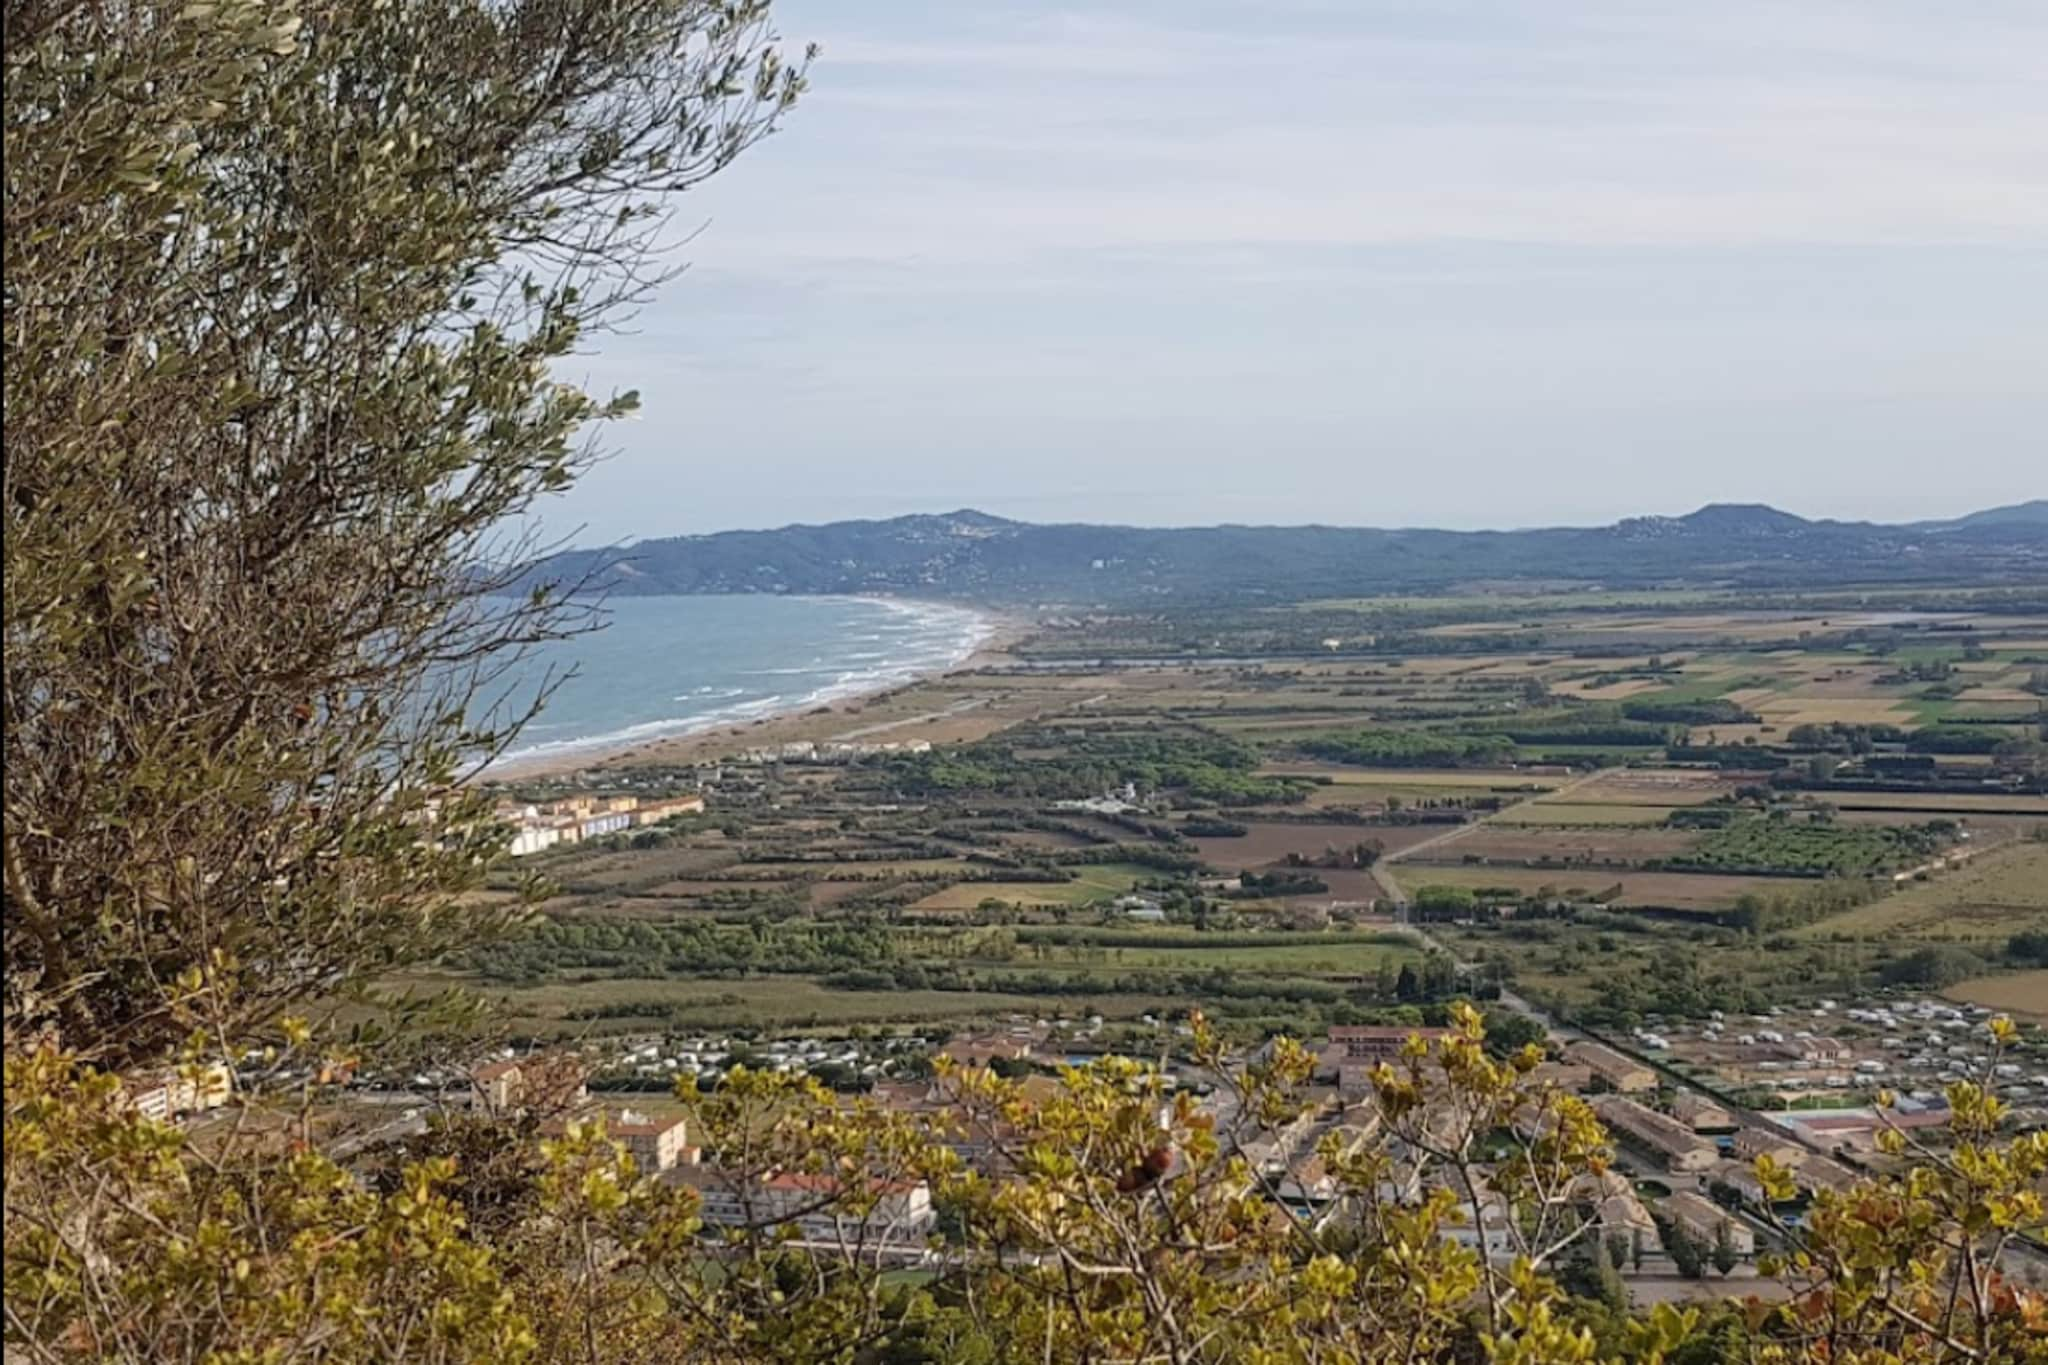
[[571, 495, 2046, 547], [543, 0, 2047, 545]]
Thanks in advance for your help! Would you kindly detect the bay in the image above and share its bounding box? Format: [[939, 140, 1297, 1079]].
[[490, 596, 990, 767]]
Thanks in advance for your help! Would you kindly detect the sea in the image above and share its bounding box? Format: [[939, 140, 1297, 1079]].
[[492, 595, 991, 767]]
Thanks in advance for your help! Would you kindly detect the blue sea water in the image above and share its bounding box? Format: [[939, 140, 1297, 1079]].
[[491, 596, 991, 767]]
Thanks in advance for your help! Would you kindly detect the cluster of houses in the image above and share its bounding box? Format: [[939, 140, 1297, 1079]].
[[1625, 997, 2046, 1109], [424, 1003, 2029, 1279], [737, 740, 932, 765], [1542, 1039, 1869, 1221], [497, 792, 705, 857], [476, 1046, 945, 1260]]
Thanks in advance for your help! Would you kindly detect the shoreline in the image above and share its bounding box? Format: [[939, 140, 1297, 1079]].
[[484, 600, 1031, 783]]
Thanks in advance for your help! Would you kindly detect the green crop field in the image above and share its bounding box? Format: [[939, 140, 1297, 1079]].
[[913, 862, 1155, 911]]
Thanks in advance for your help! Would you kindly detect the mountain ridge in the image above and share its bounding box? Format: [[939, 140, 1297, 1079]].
[[519, 501, 2048, 605]]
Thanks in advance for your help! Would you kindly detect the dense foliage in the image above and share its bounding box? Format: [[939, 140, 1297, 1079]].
[[1907, 725, 2016, 755], [1619, 698, 1759, 726], [9, 1009, 2045, 1363], [3, 0, 805, 1063], [1667, 816, 1953, 877], [886, 729, 1305, 803], [1299, 729, 1516, 767]]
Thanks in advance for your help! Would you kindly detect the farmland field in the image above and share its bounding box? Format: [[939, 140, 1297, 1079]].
[[465, 592, 2048, 1039], [1793, 841, 2048, 944], [1944, 970, 2048, 1022], [1421, 825, 1700, 865], [911, 863, 1154, 911], [1524, 769, 1744, 806], [1494, 803, 1688, 827], [1825, 793, 2048, 816], [1189, 819, 1447, 870], [1259, 765, 1539, 787], [1386, 863, 1807, 912], [1013, 936, 1418, 975], [1299, 782, 1513, 809]]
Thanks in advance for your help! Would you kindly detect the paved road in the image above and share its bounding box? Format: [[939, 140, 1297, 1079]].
[[1368, 767, 1612, 1041], [1370, 765, 1619, 909], [830, 696, 989, 741]]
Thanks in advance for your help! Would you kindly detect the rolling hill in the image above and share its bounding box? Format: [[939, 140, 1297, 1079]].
[[517, 502, 2048, 605]]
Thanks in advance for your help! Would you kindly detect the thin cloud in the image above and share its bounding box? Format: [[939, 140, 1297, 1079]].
[[537, 0, 2048, 541]]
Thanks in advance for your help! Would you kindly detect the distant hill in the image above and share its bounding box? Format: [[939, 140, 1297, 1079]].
[[518, 503, 2048, 605], [1906, 500, 2048, 532]]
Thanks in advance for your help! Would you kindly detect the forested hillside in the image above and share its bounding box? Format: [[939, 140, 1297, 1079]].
[[520, 503, 2048, 604]]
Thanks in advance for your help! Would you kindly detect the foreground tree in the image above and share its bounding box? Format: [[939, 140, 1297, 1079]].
[[1749, 1016, 2048, 1363], [10, 1008, 2043, 1362], [4, 0, 807, 1064]]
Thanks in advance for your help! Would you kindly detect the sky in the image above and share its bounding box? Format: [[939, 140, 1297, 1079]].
[[548, 0, 2048, 544]]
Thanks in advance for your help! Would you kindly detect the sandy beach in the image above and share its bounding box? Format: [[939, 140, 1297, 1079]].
[[484, 609, 1033, 783]]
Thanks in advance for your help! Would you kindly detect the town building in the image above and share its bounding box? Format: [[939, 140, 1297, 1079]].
[[1664, 1191, 1755, 1257], [1780, 1037, 1853, 1066], [1428, 1180, 1520, 1263], [128, 1063, 232, 1121], [474, 1058, 525, 1111], [1730, 1125, 1807, 1168], [473, 1053, 589, 1114], [1671, 1093, 1737, 1132], [669, 1168, 936, 1260], [1328, 1025, 1457, 1064], [544, 1109, 694, 1172], [1594, 1097, 1719, 1172], [1782, 1105, 1950, 1154], [1574, 1169, 1662, 1253], [1566, 1041, 1658, 1094], [1794, 1157, 1862, 1196], [939, 1035, 1034, 1070], [1532, 1061, 1595, 1093], [507, 823, 561, 857], [866, 1077, 1037, 1175], [498, 792, 706, 855], [1712, 1160, 1774, 1207], [633, 794, 705, 825], [576, 809, 633, 839]]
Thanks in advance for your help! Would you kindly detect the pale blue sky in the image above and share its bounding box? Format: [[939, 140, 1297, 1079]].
[[552, 0, 2047, 542]]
